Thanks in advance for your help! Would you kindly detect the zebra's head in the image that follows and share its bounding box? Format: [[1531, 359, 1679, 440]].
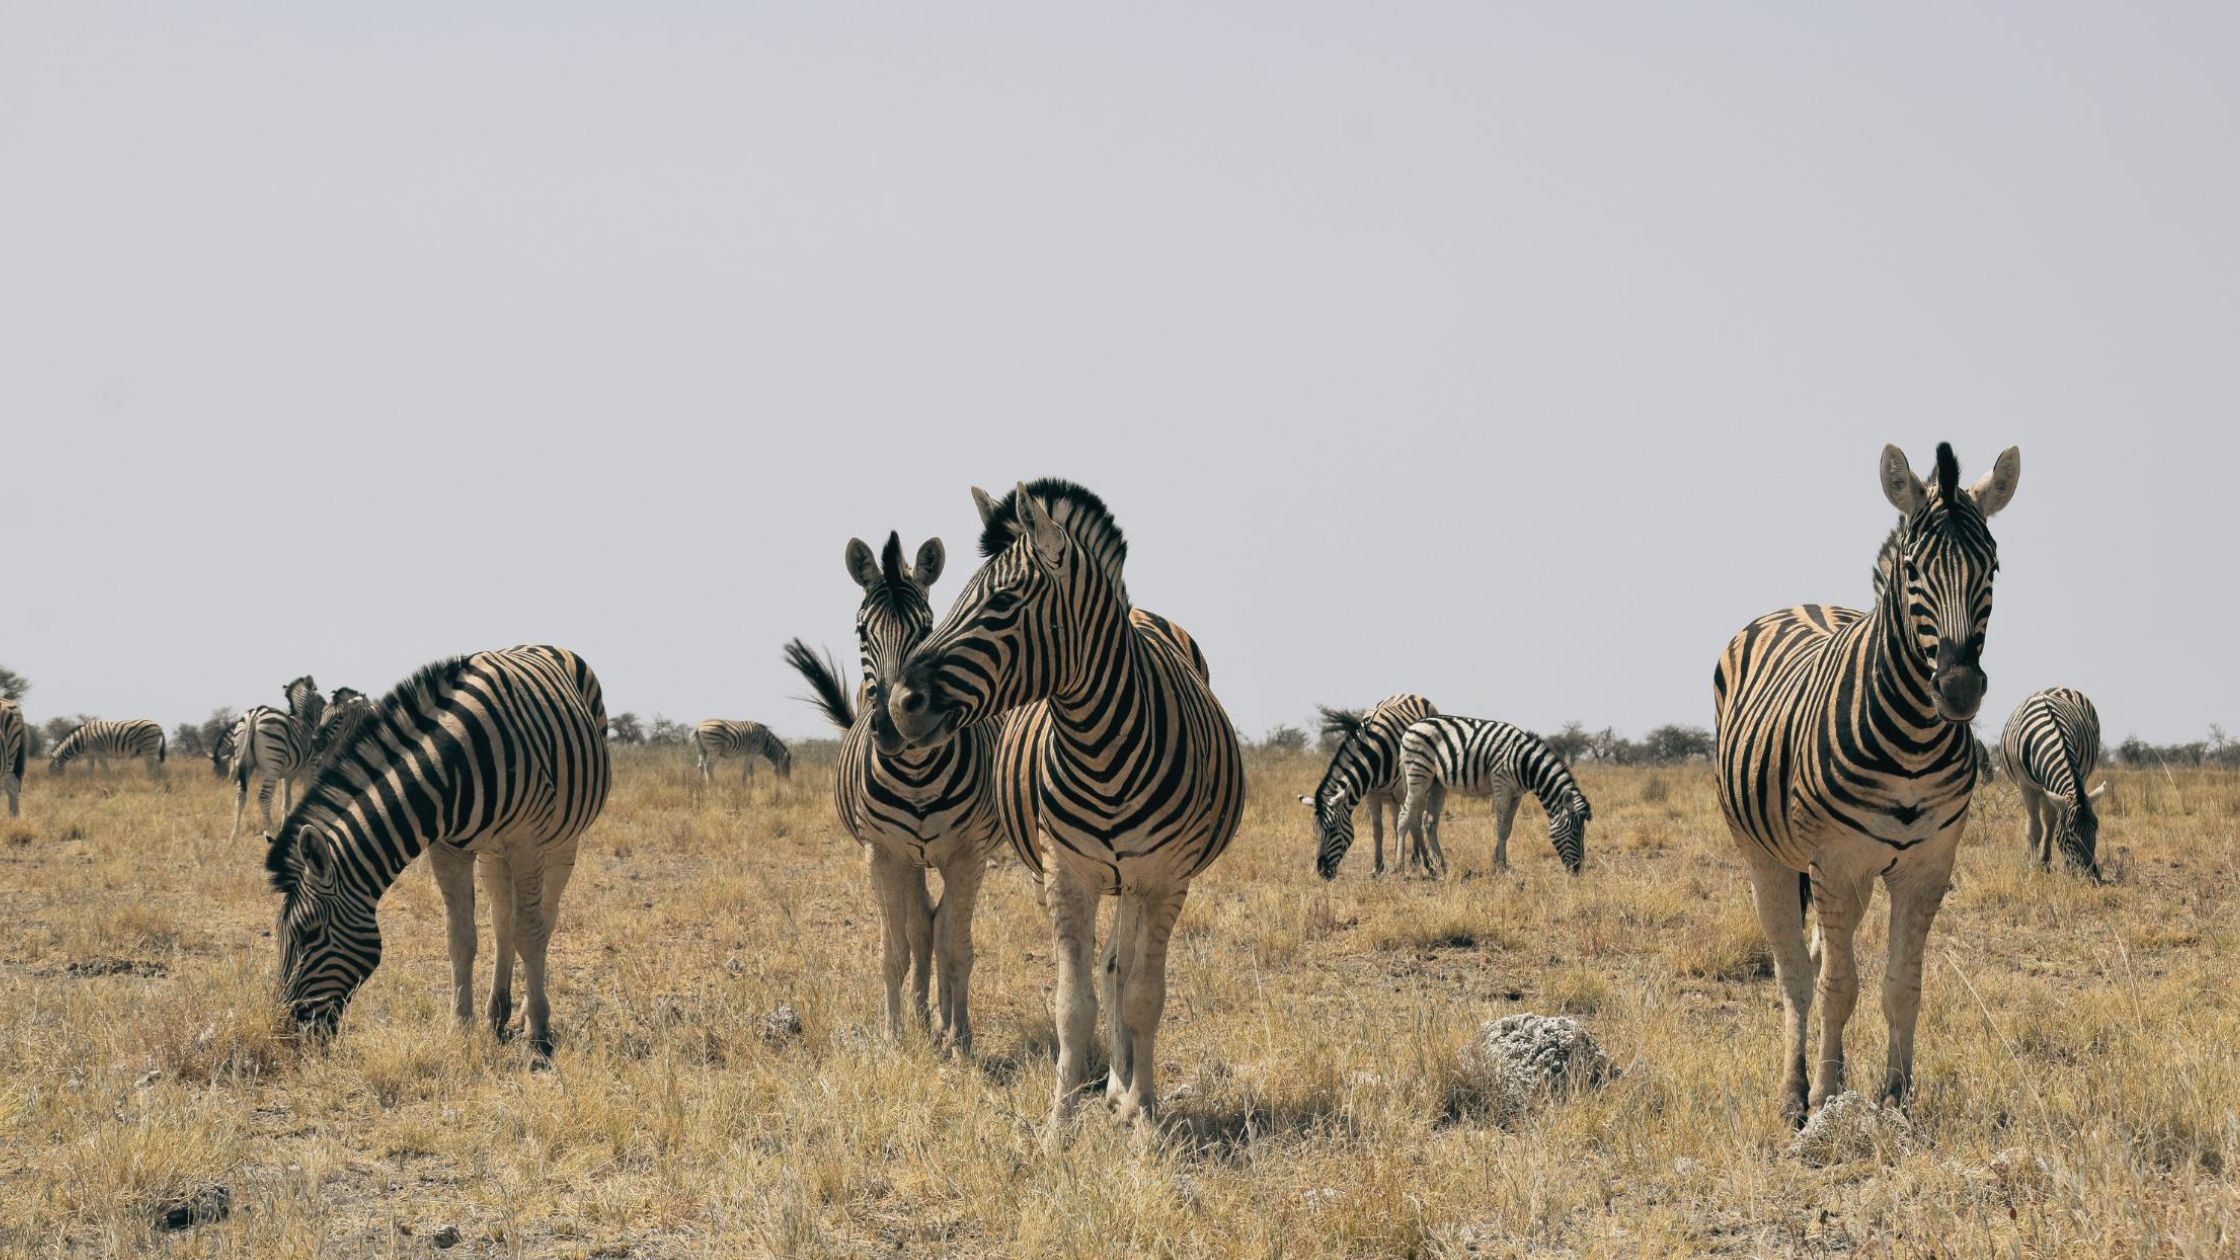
[[845, 531, 944, 756], [1548, 790, 1592, 874], [266, 821, 381, 1039], [2055, 782, 2107, 879], [888, 480, 1128, 749], [1306, 789, 1358, 881], [1877, 442, 2022, 724]]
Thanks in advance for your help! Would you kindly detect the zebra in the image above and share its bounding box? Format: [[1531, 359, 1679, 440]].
[[0, 699, 24, 816], [2000, 688, 2104, 877], [228, 676, 327, 842], [313, 686, 371, 759], [783, 531, 1004, 1048], [265, 645, 611, 1057], [887, 480, 1245, 1142], [211, 719, 236, 778], [1395, 715, 1592, 875], [1301, 695, 1442, 879], [1714, 441, 2021, 1125], [1972, 736, 1999, 786], [693, 720, 793, 785], [48, 718, 167, 776]]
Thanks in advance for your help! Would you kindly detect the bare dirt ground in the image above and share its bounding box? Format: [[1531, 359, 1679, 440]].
[[1, 751, 2233, 1257]]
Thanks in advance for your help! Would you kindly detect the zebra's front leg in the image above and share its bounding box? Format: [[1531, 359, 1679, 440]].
[[1113, 884, 1189, 1131], [1043, 863, 1101, 1149], [1102, 895, 1143, 1108], [1396, 779, 1431, 878], [1807, 869, 1871, 1111], [1742, 848, 1819, 1126], [514, 849, 579, 1061], [429, 846, 479, 1026], [480, 852, 518, 1040], [931, 853, 987, 1052], [1879, 850, 1954, 1108], [867, 847, 922, 1039]]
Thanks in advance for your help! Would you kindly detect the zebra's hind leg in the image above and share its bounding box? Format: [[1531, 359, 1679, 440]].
[[515, 848, 579, 1061], [1878, 847, 1955, 1107], [1112, 884, 1189, 1132], [481, 852, 518, 1040], [258, 776, 281, 836], [429, 846, 479, 1027], [1741, 846, 1820, 1126], [1421, 782, 1450, 876], [2021, 787, 2050, 868], [1369, 792, 1387, 875], [931, 854, 987, 1052], [1493, 791, 1522, 870], [1102, 895, 1143, 1107], [229, 775, 251, 843]]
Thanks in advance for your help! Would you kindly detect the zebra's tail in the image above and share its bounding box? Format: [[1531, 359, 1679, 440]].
[[783, 638, 855, 732], [156, 730, 167, 763]]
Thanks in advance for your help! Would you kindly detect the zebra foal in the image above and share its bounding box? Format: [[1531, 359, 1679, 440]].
[[2001, 687, 2104, 877], [1715, 441, 2020, 1123], [48, 718, 167, 777], [1396, 715, 1592, 875], [785, 531, 1004, 1048], [266, 645, 610, 1057], [1301, 695, 1442, 879]]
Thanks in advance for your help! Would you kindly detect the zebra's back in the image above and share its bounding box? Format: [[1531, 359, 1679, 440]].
[[2001, 688, 2101, 800], [1714, 605, 1864, 869]]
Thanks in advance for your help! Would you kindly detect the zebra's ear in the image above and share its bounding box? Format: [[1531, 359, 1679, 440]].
[[913, 538, 945, 587], [1970, 446, 2021, 518], [1879, 445, 1927, 516], [971, 486, 1000, 527], [1012, 482, 1068, 569], [843, 538, 880, 591]]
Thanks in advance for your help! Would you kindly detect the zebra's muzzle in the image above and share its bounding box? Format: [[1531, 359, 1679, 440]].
[[1933, 665, 1986, 722]]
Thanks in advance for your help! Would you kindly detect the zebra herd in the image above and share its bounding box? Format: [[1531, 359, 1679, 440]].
[[16, 445, 2130, 1134]]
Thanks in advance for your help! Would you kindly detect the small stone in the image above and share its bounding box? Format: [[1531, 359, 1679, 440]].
[[155, 1185, 230, 1230], [1672, 1157, 1702, 1176], [432, 1224, 462, 1248], [1456, 1013, 1617, 1124], [762, 1003, 804, 1043]]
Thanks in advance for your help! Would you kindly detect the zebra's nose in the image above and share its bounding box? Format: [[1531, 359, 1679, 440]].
[[899, 690, 928, 715]]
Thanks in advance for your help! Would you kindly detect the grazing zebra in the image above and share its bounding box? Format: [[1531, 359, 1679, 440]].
[[693, 720, 793, 784], [265, 645, 611, 1056], [2000, 688, 2104, 877], [783, 531, 1004, 1048], [1714, 442, 2021, 1124], [1301, 695, 1442, 879], [888, 480, 1245, 1142], [228, 676, 327, 842], [1396, 715, 1592, 875], [0, 699, 23, 817], [211, 720, 236, 778], [48, 718, 167, 776]]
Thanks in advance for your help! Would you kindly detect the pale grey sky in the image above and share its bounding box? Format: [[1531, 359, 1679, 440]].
[[3, 3, 2233, 745]]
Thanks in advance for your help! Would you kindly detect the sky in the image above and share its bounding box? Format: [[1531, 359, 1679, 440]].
[[2, 3, 2233, 745]]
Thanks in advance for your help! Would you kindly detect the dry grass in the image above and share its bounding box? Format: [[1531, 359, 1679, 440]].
[[0, 752, 2235, 1257]]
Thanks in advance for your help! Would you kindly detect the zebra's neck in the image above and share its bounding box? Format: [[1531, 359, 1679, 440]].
[[1862, 585, 1965, 769], [1044, 599, 1155, 771], [1515, 739, 1577, 810], [290, 705, 455, 903]]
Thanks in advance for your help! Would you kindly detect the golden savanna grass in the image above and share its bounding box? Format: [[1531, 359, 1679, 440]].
[[1, 751, 2235, 1257]]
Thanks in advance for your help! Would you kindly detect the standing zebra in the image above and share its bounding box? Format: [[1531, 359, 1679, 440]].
[[48, 718, 167, 776], [0, 699, 24, 816], [783, 531, 1004, 1048], [2000, 687, 2104, 877], [1715, 442, 2020, 1124], [693, 720, 793, 785], [1301, 695, 1442, 879], [888, 480, 1245, 1141], [265, 645, 611, 1056], [1396, 715, 1592, 875], [229, 676, 327, 842], [313, 687, 372, 760]]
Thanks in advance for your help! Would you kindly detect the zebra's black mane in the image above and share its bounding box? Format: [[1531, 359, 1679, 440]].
[[976, 478, 1128, 567], [878, 531, 908, 588], [267, 654, 471, 903]]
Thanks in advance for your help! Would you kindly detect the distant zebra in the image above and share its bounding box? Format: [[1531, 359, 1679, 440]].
[[1302, 695, 1441, 879], [0, 699, 24, 816], [693, 720, 793, 784], [1714, 442, 2020, 1124], [2000, 688, 2103, 877], [1972, 737, 1999, 786], [265, 645, 611, 1057], [229, 676, 327, 842], [211, 720, 236, 778], [1396, 715, 1591, 874], [313, 687, 372, 759], [888, 480, 1244, 1141], [784, 531, 1004, 1048], [48, 718, 167, 776]]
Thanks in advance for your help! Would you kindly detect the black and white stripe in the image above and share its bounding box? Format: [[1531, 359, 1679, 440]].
[[265, 645, 611, 1057], [1714, 442, 2020, 1123], [1396, 715, 1592, 874], [47, 718, 167, 776], [2000, 687, 2103, 876], [888, 480, 1244, 1140], [693, 719, 793, 784], [0, 700, 24, 817], [313, 687, 372, 760], [785, 531, 1004, 1047], [1304, 695, 1440, 879], [229, 676, 327, 842]]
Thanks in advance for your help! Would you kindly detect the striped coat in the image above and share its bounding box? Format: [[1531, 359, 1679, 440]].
[[693, 719, 792, 784], [1304, 694, 1440, 878], [0, 700, 24, 816], [229, 676, 326, 841], [1714, 442, 2020, 1123], [889, 479, 1244, 1141], [48, 718, 166, 775], [266, 645, 611, 1056], [1397, 714, 1591, 874], [2000, 687, 2103, 876]]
